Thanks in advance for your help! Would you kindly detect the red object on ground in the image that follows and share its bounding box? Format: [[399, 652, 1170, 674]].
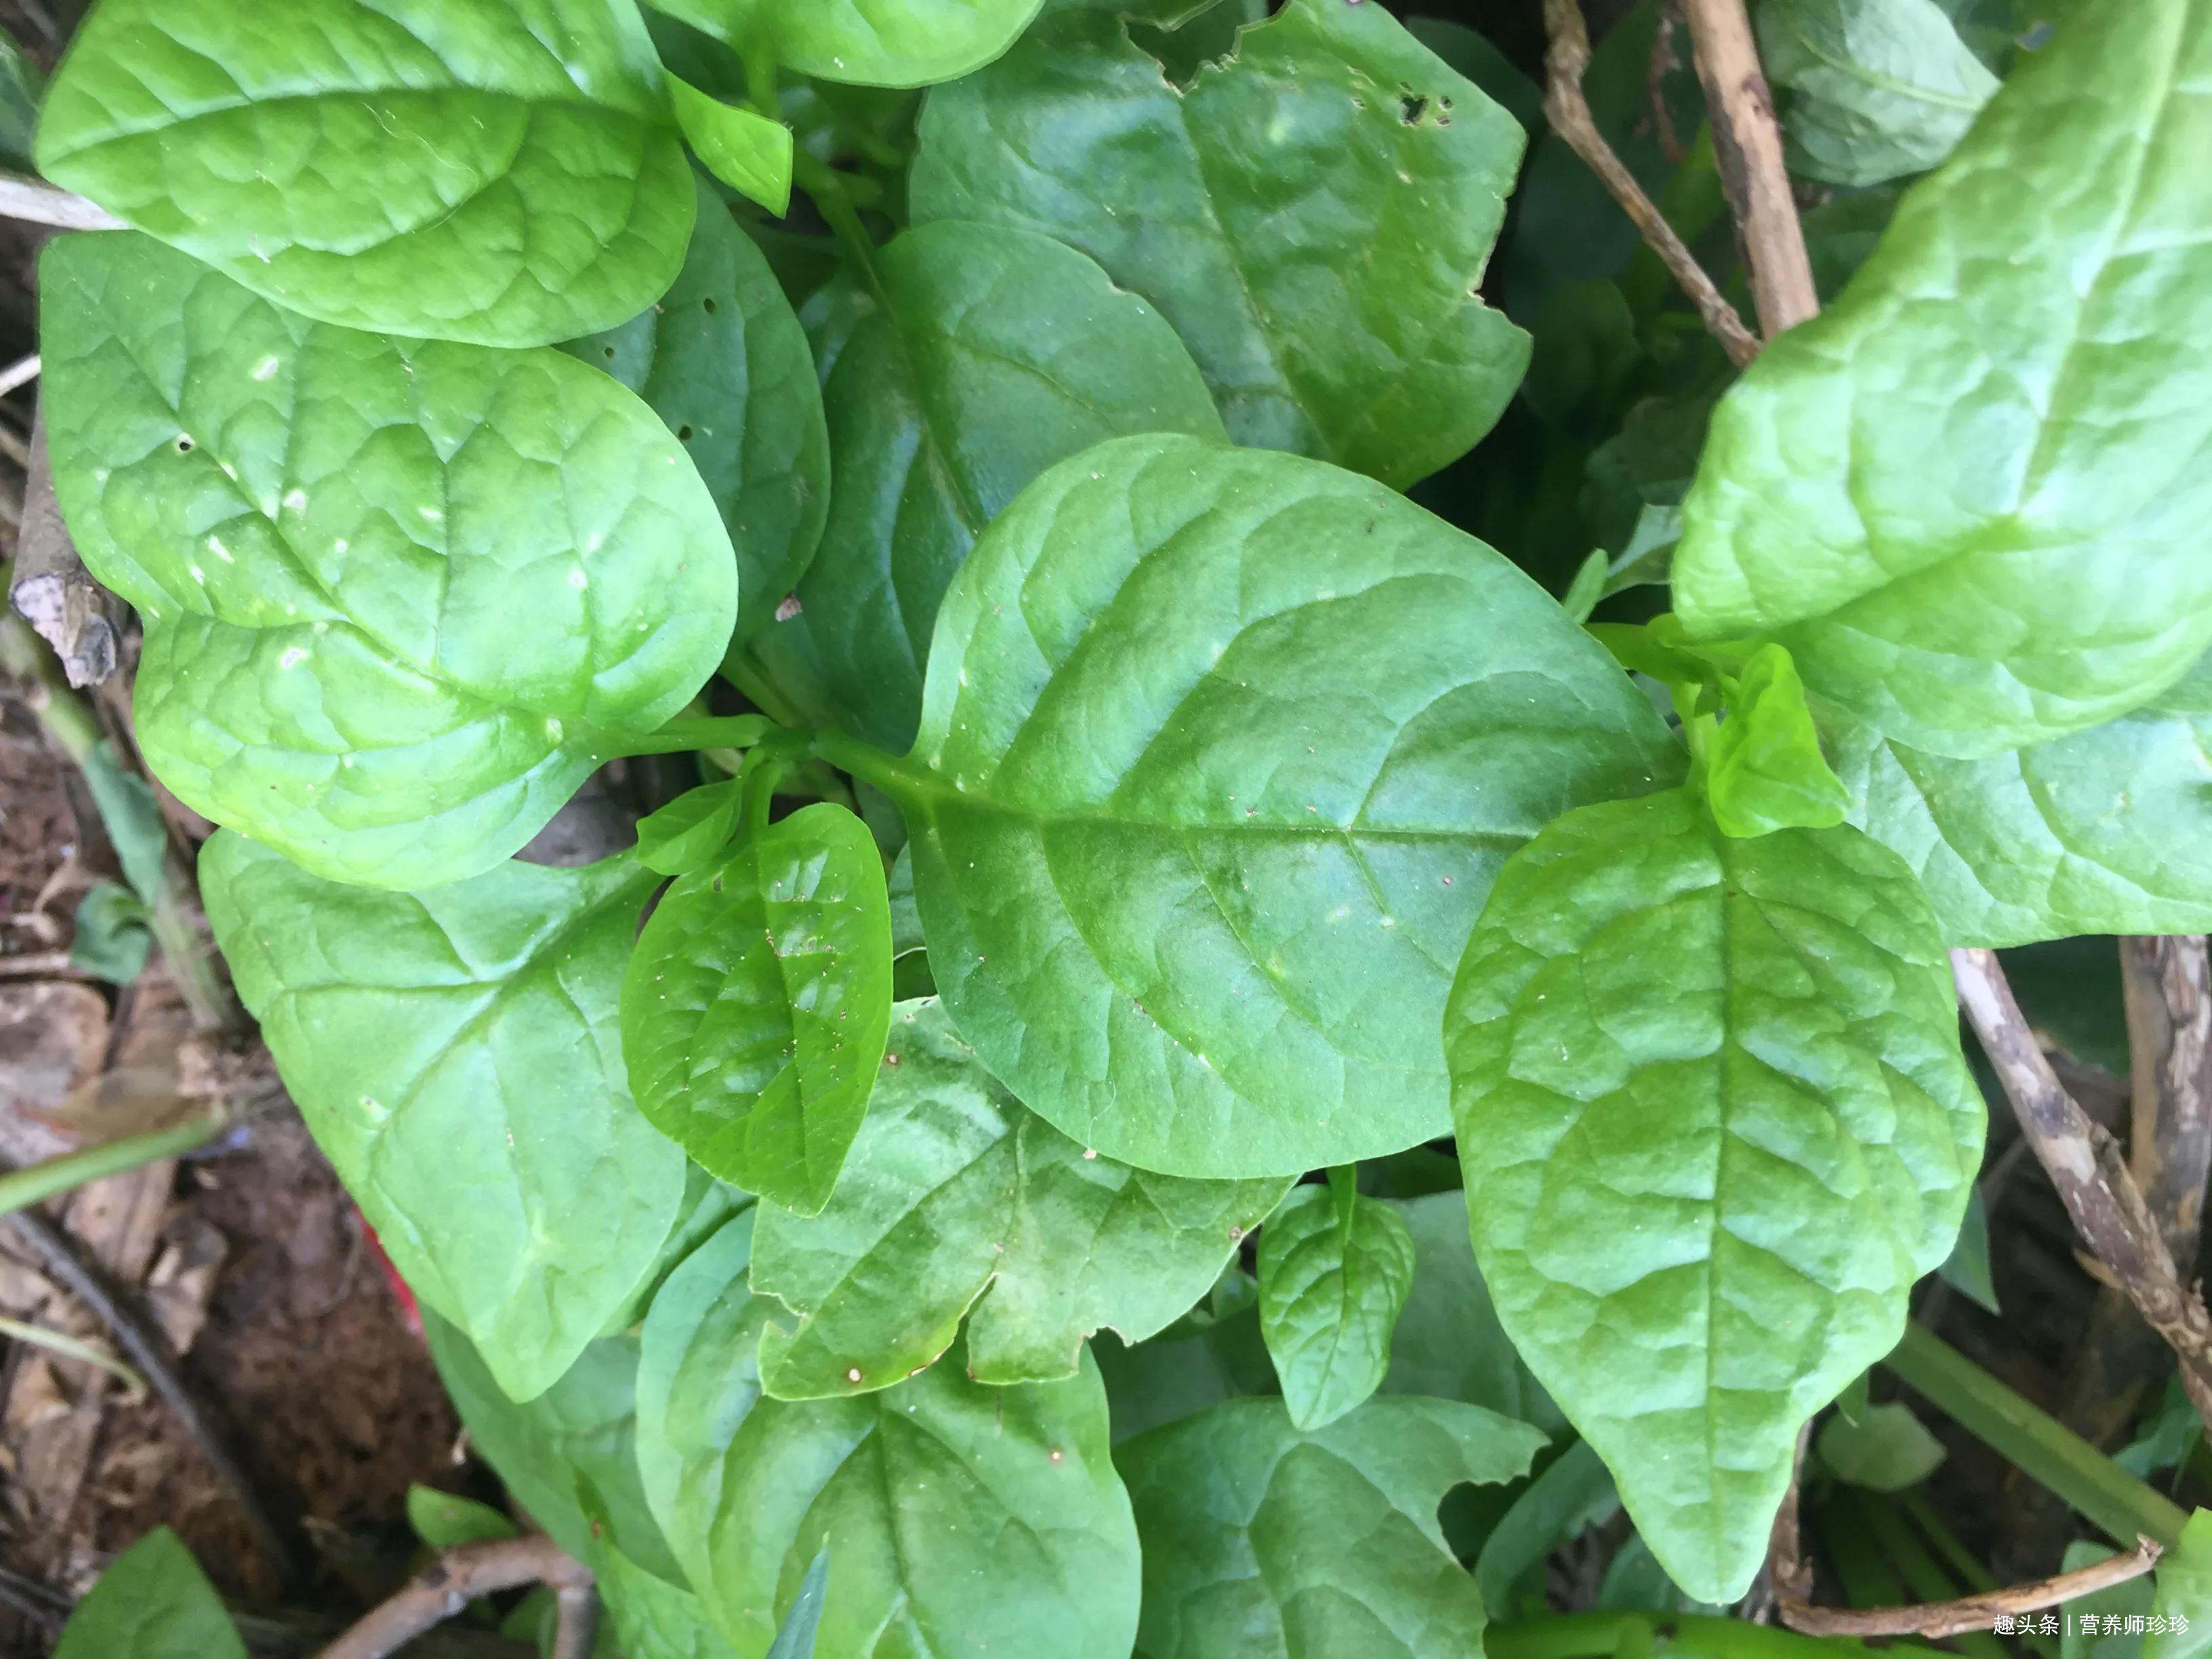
[[354, 1210, 423, 1340]]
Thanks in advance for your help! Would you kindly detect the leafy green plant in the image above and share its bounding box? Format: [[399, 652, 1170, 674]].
[[32, 0, 2212, 1647]]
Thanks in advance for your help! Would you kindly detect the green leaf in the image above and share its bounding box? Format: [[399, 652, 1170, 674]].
[[1705, 642, 1852, 838], [426, 1315, 683, 1584], [855, 433, 1682, 1179], [647, 0, 1045, 88], [1380, 1191, 1563, 1437], [1831, 653, 2212, 947], [1117, 1395, 1549, 1659], [1938, 1185, 2000, 1314], [911, 0, 1530, 487], [79, 738, 167, 905], [751, 220, 1221, 752], [634, 1212, 1142, 1657], [886, 844, 925, 960], [70, 882, 152, 984], [1759, 0, 1998, 186], [37, 0, 694, 347], [565, 181, 827, 648], [671, 80, 794, 216], [1256, 1184, 1415, 1431], [43, 232, 737, 890], [406, 1483, 519, 1550], [2064, 1538, 2158, 1659], [1443, 787, 1984, 1603], [1404, 18, 1544, 138], [54, 1528, 244, 1659], [1473, 1440, 1619, 1620], [622, 802, 893, 1214], [1816, 1400, 1947, 1490], [1673, 0, 2212, 758], [575, 1478, 742, 1659], [751, 999, 1286, 1395], [204, 833, 687, 1400], [2150, 1510, 2212, 1658], [1095, 1294, 1278, 1446], [1597, 1534, 1728, 1616], [765, 1551, 830, 1659], [0, 29, 41, 171], [635, 779, 747, 877]]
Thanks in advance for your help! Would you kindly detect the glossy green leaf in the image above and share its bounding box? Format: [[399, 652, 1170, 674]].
[[1938, 1185, 2000, 1314], [1598, 1534, 1728, 1616], [1444, 787, 1984, 1603], [1831, 653, 2212, 947], [636, 779, 747, 877], [43, 232, 737, 890], [1380, 1191, 1563, 1436], [622, 802, 893, 1214], [910, 0, 1530, 487], [70, 882, 152, 984], [0, 30, 40, 171], [2150, 1510, 2212, 1657], [565, 182, 827, 647], [1473, 1440, 1618, 1619], [1759, 0, 1996, 186], [648, 0, 1045, 89], [751, 221, 1221, 752], [205, 833, 687, 1400], [1816, 1399, 1946, 1491], [38, 0, 693, 346], [1673, 0, 2212, 758], [1706, 642, 1851, 838], [54, 1528, 243, 1659], [1404, 18, 1543, 138], [600, 1166, 757, 1339], [851, 434, 1683, 1178], [80, 738, 167, 905], [1256, 1184, 1415, 1431], [635, 1212, 1143, 1658], [752, 999, 1286, 1395], [764, 1552, 830, 1659], [886, 845, 925, 960], [1117, 1395, 1549, 1659], [1095, 1294, 1279, 1446], [672, 80, 794, 216], [407, 1483, 519, 1549], [426, 1315, 683, 1584]]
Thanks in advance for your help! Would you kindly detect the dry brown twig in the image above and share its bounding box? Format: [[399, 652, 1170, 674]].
[[316, 1536, 596, 1659], [1539, 0, 1759, 366], [9, 403, 121, 688], [2123, 935, 2212, 1267], [1954, 947, 2212, 1425], [1780, 1536, 2163, 1639]]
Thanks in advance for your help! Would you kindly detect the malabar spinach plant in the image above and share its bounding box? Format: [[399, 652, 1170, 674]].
[[37, 0, 2212, 1647]]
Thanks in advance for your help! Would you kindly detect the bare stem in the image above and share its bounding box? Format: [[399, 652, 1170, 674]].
[[315, 1536, 591, 1659], [1954, 947, 2212, 1428], [1778, 1537, 2161, 1639], [2121, 935, 2212, 1269], [1677, 0, 1818, 336], [1540, 0, 1759, 367], [0, 173, 122, 230]]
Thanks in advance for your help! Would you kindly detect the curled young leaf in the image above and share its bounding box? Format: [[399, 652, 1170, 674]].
[[622, 802, 894, 1216], [751, 999, 1287, 1397], [1444, 787, 1982, 1603], [636, 1212, 1142, 1658], [43, 233, 737, 890], [205, 832, 688, 1401], [38, 0, 695, 346], [1256, 1184, 1416, 1431], [1674, 0, 2212, 757], [1117, 1395, 1548, 1659], [912, 0, 1528, 487], [752, 220, 1223, 752], [844, 433, 1681, 1179], [565, 179, 829, 648], [1705, 642, 1851, 838]]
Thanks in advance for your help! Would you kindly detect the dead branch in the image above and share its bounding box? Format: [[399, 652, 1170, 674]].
[[1954, 947, 2212, 1427], [315, 1536, 593, 1659], [1540, 0, 1759, 367], [9, 405, 121, 688], [2, 1206, 306, 1591], [1677, 0, 1818, 335], [0, 174, 121, 231], [1780, 1535, 2161, 1638], [2122, 936, 2212, 1269]]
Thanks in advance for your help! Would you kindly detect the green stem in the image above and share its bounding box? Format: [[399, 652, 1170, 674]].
[[1883, 1323, 2188, 1547], [0, 1118, 222, 1220], [1486, 1613, 1946, 1659], [811, 726, 926, 798], [723, 646, 809, 731], [1328, 1164, 1357, 1248], [1856, 1495, 2009, 1659], [792, 151, 880, 289], [741, 26, 779, 116], [0, 1314, 148, 1398], [619, 714, 776, 758]]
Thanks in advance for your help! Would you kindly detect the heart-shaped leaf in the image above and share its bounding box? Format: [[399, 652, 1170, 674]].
[[1257, 1183, 1416, 1431]]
